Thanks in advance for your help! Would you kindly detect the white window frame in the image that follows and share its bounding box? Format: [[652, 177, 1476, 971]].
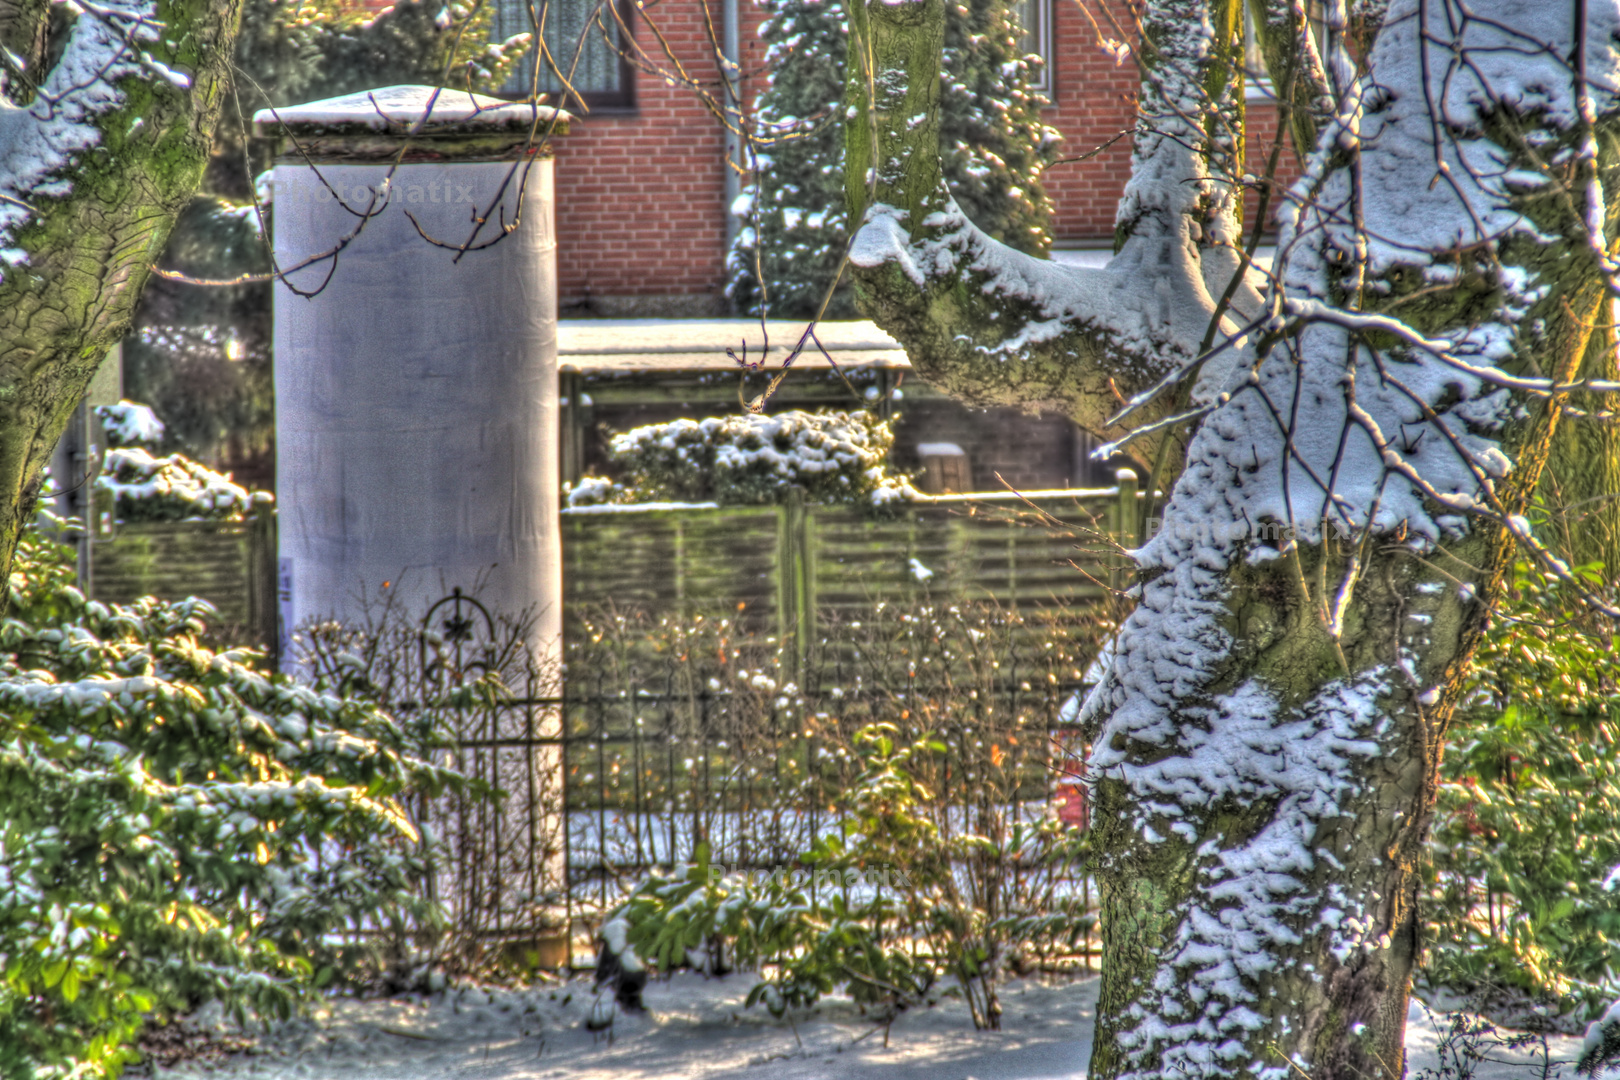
[[1015, 0, 1054, 95]]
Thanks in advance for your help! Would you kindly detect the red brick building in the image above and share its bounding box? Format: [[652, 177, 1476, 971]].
[[513, 0, 1293, 316]]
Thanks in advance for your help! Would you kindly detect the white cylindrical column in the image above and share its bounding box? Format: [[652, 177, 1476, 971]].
[[263, 87, 573, 966], [261, 87, 568, 660]]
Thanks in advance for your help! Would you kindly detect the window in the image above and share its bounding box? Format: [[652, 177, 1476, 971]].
[[494, 0, 635, 110], [1013, 0, 1053, 94]]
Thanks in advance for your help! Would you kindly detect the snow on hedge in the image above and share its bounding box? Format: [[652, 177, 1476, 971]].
[[567, 410, 918, 511], [75, 400, 273, 522], [98, 447, 271, 522]]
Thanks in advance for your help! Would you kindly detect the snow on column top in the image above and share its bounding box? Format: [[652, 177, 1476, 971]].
[[253, 85, 570, 160]]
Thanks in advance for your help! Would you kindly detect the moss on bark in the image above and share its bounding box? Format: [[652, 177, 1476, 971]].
[[0, 0, 244, 597], [840, 1, 1620, 1077]]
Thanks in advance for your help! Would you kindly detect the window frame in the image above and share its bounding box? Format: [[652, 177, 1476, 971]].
[[1015, 0, 1054, 95]]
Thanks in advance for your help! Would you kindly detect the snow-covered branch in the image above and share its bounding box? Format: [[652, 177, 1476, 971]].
[[842, 0, 1267, 467]]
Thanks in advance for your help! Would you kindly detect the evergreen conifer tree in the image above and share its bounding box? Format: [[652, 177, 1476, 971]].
[[728, 0, 1056, 318]]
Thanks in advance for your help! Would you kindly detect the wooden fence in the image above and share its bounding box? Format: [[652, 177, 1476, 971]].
[[560, 481, 1139, 638], [92, 517, 278, 647], [85, 477, 1143, 656]]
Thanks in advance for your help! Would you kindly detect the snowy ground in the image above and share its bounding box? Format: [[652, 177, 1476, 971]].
[[149, 972, 1585, 1080]]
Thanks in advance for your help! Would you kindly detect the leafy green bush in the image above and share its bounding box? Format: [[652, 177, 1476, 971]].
[[570, 597, 1109, 1031], [0, 524, 469, 1077], [565, 410, 917, 511], [604, 722, 1090, 1031], [1426, 563, 1620, 1012]]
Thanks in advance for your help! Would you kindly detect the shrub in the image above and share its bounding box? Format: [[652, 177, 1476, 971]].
[[604, 722, 1090, 1030], [571, 600, 1109, 1031], [95, 402, 167, 449], [97, 447, 272, 523], [1426, 563, 1620, 1014], [0, 524, 469, 1077], [566, 410, 917, 511], [45, 401, 273, 524]]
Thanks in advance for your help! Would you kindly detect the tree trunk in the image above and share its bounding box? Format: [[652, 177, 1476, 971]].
[[0, 0, 243, 591], [841, 0, 1620, 1077]]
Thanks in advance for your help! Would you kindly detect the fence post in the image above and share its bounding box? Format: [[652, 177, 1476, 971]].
[[777, 486, 813, 671], [1114, 468, 1138, 590], [559, 365, 584, 487], [796, 493, 814, 657], [673, 514, 686, 615], [249, 511, 278, 663]]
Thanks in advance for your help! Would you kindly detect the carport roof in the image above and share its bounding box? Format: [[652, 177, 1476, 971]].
[[557, 320, 910, 373]]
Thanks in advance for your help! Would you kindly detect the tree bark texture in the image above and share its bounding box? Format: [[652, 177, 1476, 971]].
[[841, 0, 1620, 1078], [0, 0, 243, 592]]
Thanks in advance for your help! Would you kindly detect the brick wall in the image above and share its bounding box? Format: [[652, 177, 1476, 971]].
[[1040, 0, 1138, 244], [552, 0, 772, 313], [1042, 10, 1303, 245], [552, 0, 1302, 306]]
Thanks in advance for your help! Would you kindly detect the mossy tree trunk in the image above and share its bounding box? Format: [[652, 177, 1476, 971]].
[[0, 0, 243, 592], [841, 1, 1620, 1079]]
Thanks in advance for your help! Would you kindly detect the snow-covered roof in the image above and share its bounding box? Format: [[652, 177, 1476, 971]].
[[557, 319, 909, 373], [253, 85, 570, 137]]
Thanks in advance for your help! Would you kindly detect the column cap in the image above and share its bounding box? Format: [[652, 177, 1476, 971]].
[[254, 85, 569, 163]]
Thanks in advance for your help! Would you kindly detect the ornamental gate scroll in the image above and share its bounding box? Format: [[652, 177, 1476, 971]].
[[414, 588, 568, 972]]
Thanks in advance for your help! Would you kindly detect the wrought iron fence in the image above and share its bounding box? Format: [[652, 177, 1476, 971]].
[[558, 679, 1090, 906], [328, 588, 1111, 971]]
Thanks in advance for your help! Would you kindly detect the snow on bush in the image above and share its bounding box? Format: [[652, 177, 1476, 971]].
[[98, 446, 271, 522], [1583, 999, 1620, 1079], [100, 448, 270, 522], [567, 410, 918, 511], [0, 524, 472, 1078], [44, 400, 272, 523], [94, 400, 166, 447]]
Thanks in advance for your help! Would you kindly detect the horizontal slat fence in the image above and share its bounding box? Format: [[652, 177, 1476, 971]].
[[82, 481, 1140, 667], [91, 517, 277, 647], [563, 484, 1136, 637]]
